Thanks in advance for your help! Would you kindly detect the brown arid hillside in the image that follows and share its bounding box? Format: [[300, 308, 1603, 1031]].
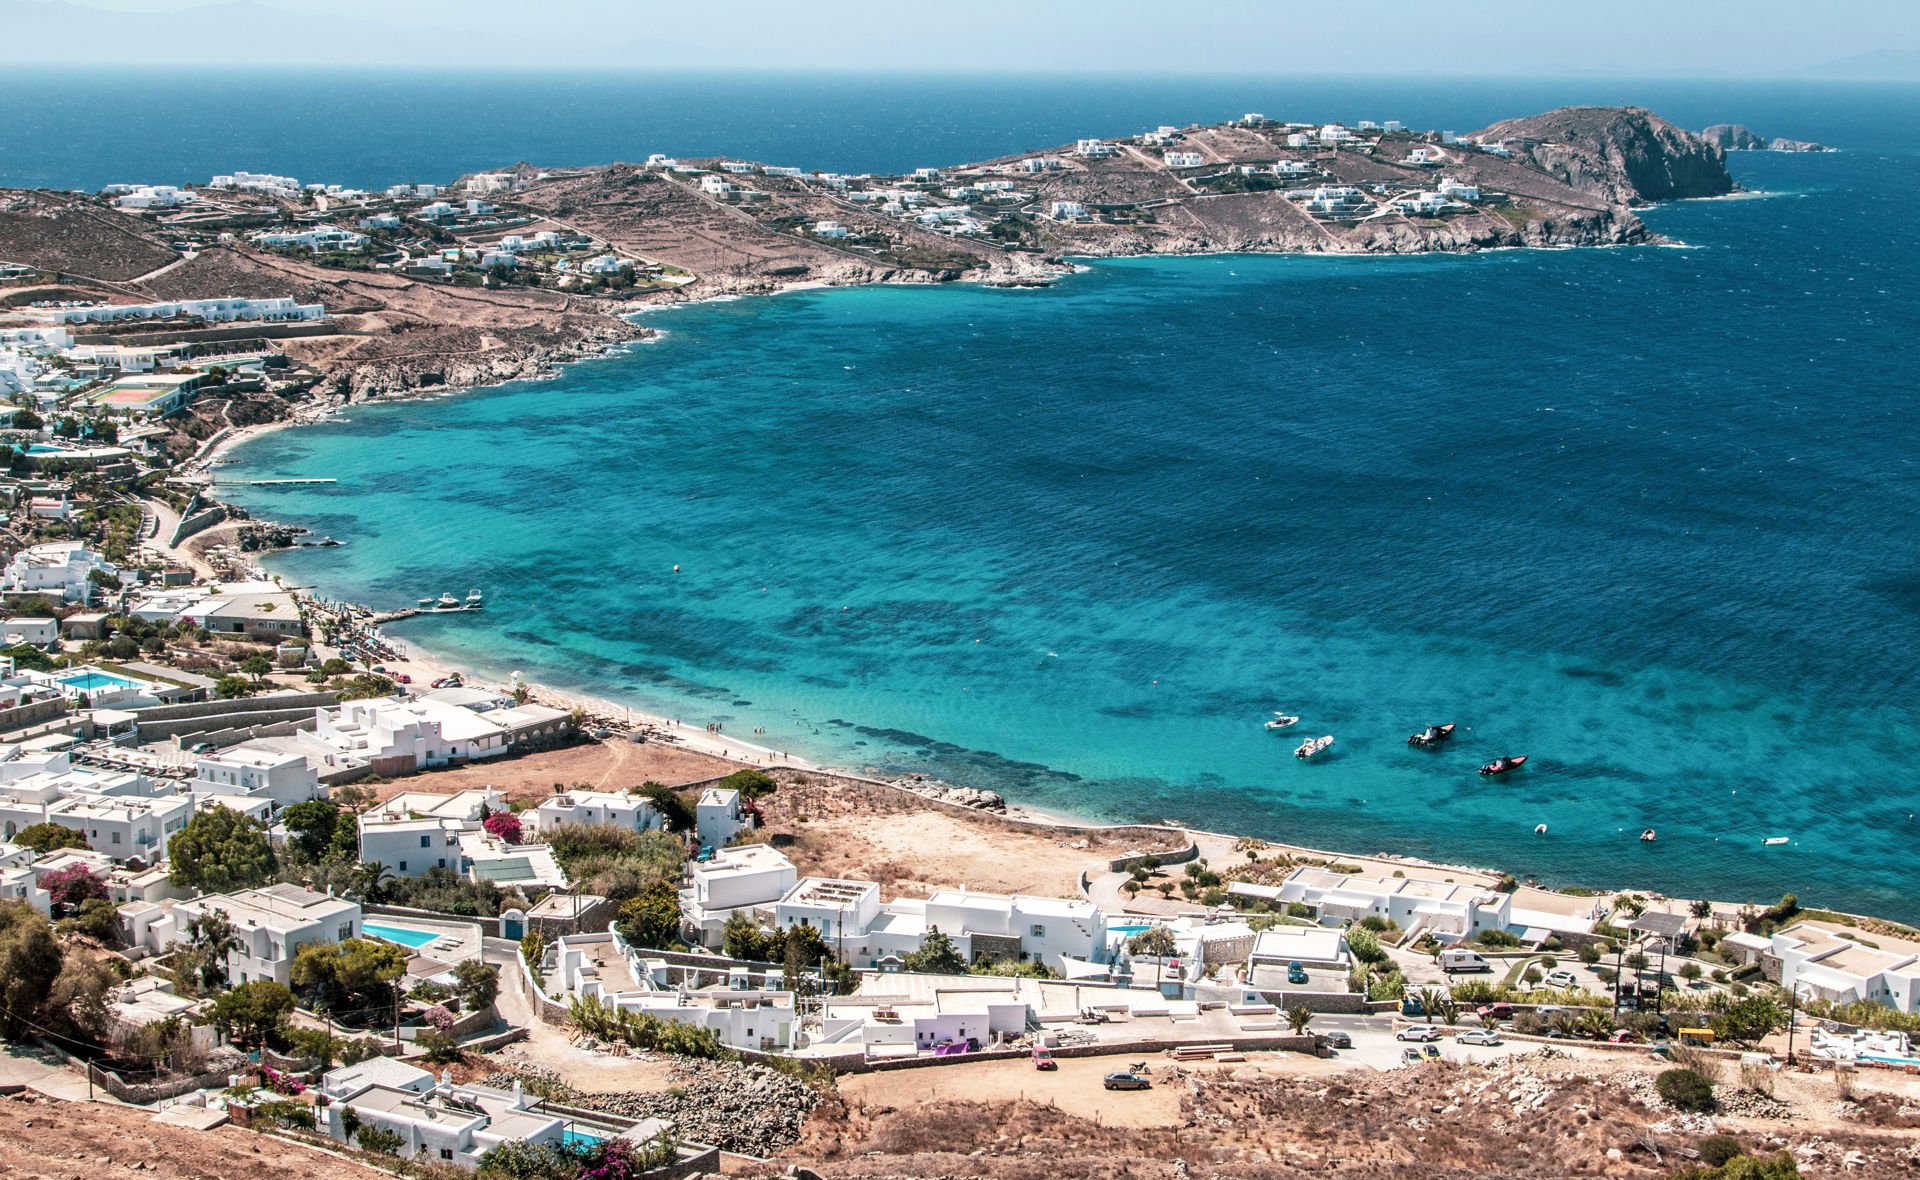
[[0, 1093, 399, 1180], [755, 1051, 1920, 1180], [0, 190, 177, 280]]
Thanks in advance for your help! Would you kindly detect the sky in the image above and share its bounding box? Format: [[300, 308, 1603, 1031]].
[[5, 0, 1919, 75]]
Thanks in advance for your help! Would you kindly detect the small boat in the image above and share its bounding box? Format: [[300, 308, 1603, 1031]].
[[1763, 836, 1789, 846], [465, 588, 484, 609], [417, 596, 434, 607], [1294, 735, 1335, 760], [1640, 828, 1657, 843], [1407, 723, 1457, 748], [1479, 755, 1528, 776], [1265, 712, 1300, 731], [1534, 823, 1548, 834], [436, 593, 459, 609]]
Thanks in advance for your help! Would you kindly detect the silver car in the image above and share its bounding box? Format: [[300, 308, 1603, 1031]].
[[1456, 1028, 1504, 1046], [1396, 1025, 1442, 1042]]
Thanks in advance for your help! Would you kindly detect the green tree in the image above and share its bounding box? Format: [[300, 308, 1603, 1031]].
[[722, 912, 771, 962], [1711, 994, 1789, 1047], [353, 1125, 406, 1157], [0, 902, 63, 1040], [182, 908, 240, 993], [614, 879, 681, 949], [215, 674, 258, 699], [211, 980, 294, 1048], [453, 960, 500, 1011], [902, 930, 968, 975], [12, 823, 88, 855], [60, 897, 121, 944], [10, 409, 41, 430], [475, 1139, 578, 1180], [1656, 1066, 1717, 1112], [1346, 925, 1385, 964], [239, 654, 273, 679], [280, 800, 341, 863], [1, 645, 55, 672], [168, 807, 274, 892], [284, 1025, 341, 1070], [291, 938, 408, 1020], [1126, 925, 1177, 958], [1286, 1005, 1313, 1035], [636, 783, 694, 833], [715, 768, 777, 800]]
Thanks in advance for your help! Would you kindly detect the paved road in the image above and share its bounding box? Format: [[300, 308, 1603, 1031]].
[[0, 1043, 124, 1103]]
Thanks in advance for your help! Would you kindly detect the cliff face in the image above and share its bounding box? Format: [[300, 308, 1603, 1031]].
[[1473, 107, 1734, 205]]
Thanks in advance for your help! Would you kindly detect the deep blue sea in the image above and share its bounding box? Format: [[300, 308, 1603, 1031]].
[[13, 70, 1918, 918]]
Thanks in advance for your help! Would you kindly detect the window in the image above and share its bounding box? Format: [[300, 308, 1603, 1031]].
[[399, 861, 407, 872], [420, 835, 431, 848], [440, 1149, 453, 1161], [112, 832, 122, 844], [1031, 925, 1045, 938]]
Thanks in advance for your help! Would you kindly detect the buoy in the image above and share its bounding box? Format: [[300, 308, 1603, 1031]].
[[1534, 824, 1548, 834], [673, 564, 680, 572]]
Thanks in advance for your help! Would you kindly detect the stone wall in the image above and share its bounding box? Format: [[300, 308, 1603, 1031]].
[[0, 696, 68, 737], [1254, 989, 1374, 1014]]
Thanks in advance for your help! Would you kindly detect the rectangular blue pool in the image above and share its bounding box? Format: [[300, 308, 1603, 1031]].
[[361, 921, 440, 949]]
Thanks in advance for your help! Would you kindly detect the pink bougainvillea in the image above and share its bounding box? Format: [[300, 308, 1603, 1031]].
[[423, 1004, 456, 1031], [481, 812, 522, 845], [41, 863, 108, 908]]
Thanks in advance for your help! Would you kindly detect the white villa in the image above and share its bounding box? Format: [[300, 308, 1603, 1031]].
[[146, 883, 361, 986], [682, 844, 799, 947], [2, 541, 117, 603], [1770, 920, 1920, 1013], [1163, 151, 1205, 168], [320, 1065, 571, 1167], [192, 742, 320, 815], [695, 787, 745, 850], [533, 789, 659, 837]]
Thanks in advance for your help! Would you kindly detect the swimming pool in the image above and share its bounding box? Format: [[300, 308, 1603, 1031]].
[[562, 1129, 605, 1150], [55, 669, 147, 693], [1110, 924, 1158, 938], [361, 921, 441, 949]]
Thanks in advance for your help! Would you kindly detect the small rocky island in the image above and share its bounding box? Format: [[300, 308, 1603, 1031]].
[[1701, 123, 1837, 153]]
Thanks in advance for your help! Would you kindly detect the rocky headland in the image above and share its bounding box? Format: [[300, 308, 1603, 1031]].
[[0, 105, 1736, 404], [1701, 123, 1837, 153]]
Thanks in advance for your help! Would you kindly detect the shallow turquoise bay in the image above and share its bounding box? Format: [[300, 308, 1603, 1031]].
[[227, 99, 1920, 920]]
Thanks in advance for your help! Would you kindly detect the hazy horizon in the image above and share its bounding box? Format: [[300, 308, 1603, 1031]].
[[4, 0, 1918, 77]]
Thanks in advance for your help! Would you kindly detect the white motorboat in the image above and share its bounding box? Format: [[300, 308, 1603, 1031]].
[[1762, 836, 1789, 846], [1265, 712, 1300, 731], [465, 588, 484, 609], [436, 593, 459, 610], [1294, 735, 1334, 760]]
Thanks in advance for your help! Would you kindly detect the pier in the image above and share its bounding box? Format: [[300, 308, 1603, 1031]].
[[219, 477, 338, 486]]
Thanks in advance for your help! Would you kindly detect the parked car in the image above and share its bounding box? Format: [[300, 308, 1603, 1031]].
[[1103, 1072, 1151, 1091], [1608, 1030, 1641, 1044], [1544, 970, 1579, 989], [1319, 1031, 1353, 1049], [393, 673, 412, 685], [1396, 1025, 1442, 1042], [693, 846, 716, 863], [1477, 1003, 1514, 1021], [1287, 961, 1309, 985], [1421, 1043, 1442, 1060], [589, 727, 612, 740], [1402, 1047, 1425, 1064], [1456, 1028, 1504, 1046], [1033, 1051, 1057, 1071]]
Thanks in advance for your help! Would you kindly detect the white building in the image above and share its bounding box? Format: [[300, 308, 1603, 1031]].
[[1164, 152, 1205, 168], [360, 213, 401, 230], [532, 790, 659, 838], [1075, 139, 1116, 157], [1395, 191, 1450, 216], [682, 844, 798, 948], [2, 541, 117, 603], [1272, 160, 1313, 176], [1437, 176, 1481, 201], [113, 185, 192, 210], [1020, 157, 1063, 173], [312, 698, 511, 775], [192, 742, 319, 815], [695, 787, 744, 851], [1048, 201, 1090, 222], [1245, 865, 1512, 941], [1771, 920, 1920, 1013], [359, 814, 467, 877], [581, 254, 630, 274], [44, 791, 192, 862], [250, 225, 369, 253], [160, 884, 362, 986], [812, 221, 849, 239], [320, 1070, 565, 1167], [1286, 132, 1312, 149], [1404, 146, 1446, 166], [210, 171, 300, 195], [921, 890, 1106, 971]]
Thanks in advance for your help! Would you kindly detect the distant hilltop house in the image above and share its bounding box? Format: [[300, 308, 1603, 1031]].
[[1163, 151, 1206, 168], [385, 182, 441, 199], [1403, 146, 1446, 167], [1075, 138, 1116, 157], [251, 224, 369, 253], [209, 170, 301, 195], [1048, 200, 1091, 223], [466, 173, 514, 194], [1272, 160, 1313, 176], [812, 221, 849, 239], [1020, 156, 1063, 173], [108, 185, 192, 210], [51, 297, 324, 326]]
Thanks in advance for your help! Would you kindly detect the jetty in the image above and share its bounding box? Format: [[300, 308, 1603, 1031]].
[[218, 477, 338, 486]]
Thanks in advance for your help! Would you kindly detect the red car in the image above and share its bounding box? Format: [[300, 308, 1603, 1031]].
[[1477, 1003, 1514, 1021], [1033, 1051, 1057, 1071]]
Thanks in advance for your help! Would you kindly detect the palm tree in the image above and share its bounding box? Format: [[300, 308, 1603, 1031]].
[[1286, 1005, 1313, 1035], [358, 861, 394, 904]]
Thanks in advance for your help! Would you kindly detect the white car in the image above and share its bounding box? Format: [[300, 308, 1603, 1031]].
[[1456, 1028, 1504, 1046], [1396, 1025, 1442, 1042], [1544, 970, 1579, 989]]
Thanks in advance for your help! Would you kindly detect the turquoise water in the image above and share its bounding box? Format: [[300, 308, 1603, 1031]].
[[562, 1129, 606, 1149], [203, 82, 1920, 922], [361, 921, 440, 950], [56, 669, 146, 692]]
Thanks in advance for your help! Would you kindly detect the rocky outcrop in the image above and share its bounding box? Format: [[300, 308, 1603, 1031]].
[[1474, 107, 1734, 205], [1701, 123, 1768, 151], [1701, 124, 1835, 153]]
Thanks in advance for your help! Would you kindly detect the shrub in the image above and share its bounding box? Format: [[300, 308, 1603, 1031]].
[[354, 1124, 405, 1155], [1697, 1136, 1744, 1167], [1578, 943, 1602, 965], [1477, 928, 1521, 947], [1657, 1067, 1717, 1112], [482, 812, 523, 845]]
